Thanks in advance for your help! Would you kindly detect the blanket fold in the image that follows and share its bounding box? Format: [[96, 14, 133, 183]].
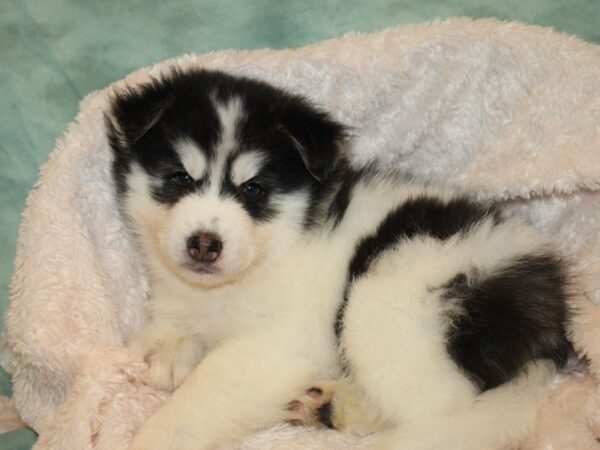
[[4, 17, 600, 449]]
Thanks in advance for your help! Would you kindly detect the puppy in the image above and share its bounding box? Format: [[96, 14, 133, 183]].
[[106, 68, 573, 450]]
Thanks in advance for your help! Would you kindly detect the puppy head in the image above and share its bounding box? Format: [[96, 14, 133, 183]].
[[107, 69, 345, 287]]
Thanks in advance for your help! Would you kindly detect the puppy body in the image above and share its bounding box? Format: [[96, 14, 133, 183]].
[[107, 69, 572, 450]]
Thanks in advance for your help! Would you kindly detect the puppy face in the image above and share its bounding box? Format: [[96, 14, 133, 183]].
[[107, 69, 344, 287]]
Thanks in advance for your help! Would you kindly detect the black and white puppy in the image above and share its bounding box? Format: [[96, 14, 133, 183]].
[[106, 68, 572, 450]]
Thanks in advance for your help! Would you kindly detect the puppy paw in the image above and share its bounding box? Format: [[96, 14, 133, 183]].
[[128, 327, 203, 392], [286, 384, 337, 429], [285, 380, 389, 434]]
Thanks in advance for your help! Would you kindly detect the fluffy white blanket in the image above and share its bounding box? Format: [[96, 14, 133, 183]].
[[3, 17, 600, 449]]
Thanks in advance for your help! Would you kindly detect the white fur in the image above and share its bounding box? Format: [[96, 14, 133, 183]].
[[175, 139, 206, 181], [209, 96, 243, 194], [231, 151, 266, 186], [371, 362, 554, 450], [125, 158, 556, 450], [339, 222, 550, 446], [123, 148, 262, 288]]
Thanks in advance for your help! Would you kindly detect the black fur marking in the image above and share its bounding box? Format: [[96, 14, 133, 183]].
[[444, 254, 572, 391], [326, 167, 364, 227], [335, 196, 499, 339], [315, 401, 335, 429], [108, 70, 223, 206], [107, 68, 346, 226], [219, 153, 278, 223]]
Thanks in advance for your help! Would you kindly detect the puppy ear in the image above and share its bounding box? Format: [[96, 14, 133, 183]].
[[281, 103, 347, 183], [105, 83, 172, 150]]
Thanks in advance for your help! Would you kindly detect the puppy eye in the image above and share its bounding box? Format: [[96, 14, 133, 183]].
[[168, 172, 194, 186], [240, 181, 265, 200]]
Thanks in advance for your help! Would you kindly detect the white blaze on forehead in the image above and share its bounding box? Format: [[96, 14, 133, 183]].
[[175, 139, 207, 180], [210, 96, 245, 192], [215, 96, 243, 149], [231, 151, 266, 186]]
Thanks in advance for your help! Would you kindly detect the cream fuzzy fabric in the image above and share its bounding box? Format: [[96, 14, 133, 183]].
[[3, 17, 600, 449]]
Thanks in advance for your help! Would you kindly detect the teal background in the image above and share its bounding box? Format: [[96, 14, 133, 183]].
[[1, 0, 599, 446]]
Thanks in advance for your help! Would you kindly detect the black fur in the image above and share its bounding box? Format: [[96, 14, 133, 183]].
[[443, 254, 573, 391], [326, 166, 365, 227], [335, 196, 500, 338], [315, 401, 335, 429], [107, 68, 345, 224]]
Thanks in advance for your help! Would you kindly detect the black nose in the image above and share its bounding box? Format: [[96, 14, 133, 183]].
[[187, 232, 223, 263]]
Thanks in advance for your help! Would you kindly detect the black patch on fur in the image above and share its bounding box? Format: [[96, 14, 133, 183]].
[[216, 153, 277, 222], [107, 68, 346, 224], [326, 166, 364, 227], [335, 196, 499, 338], [443, 254, 572, 391], [107, 70, 223, 206], [315, 401, 335, 429]]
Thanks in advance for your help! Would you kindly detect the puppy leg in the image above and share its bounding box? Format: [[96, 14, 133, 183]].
[[128, 319, 204, 392], [129, 330, 316, 450]]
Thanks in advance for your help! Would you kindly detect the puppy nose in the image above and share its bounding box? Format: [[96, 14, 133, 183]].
[[187, 232, 223, 263]]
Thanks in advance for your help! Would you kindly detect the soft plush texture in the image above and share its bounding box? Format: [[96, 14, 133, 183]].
[[2, 18, 600, 449], [2, 0, 599, 339]]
